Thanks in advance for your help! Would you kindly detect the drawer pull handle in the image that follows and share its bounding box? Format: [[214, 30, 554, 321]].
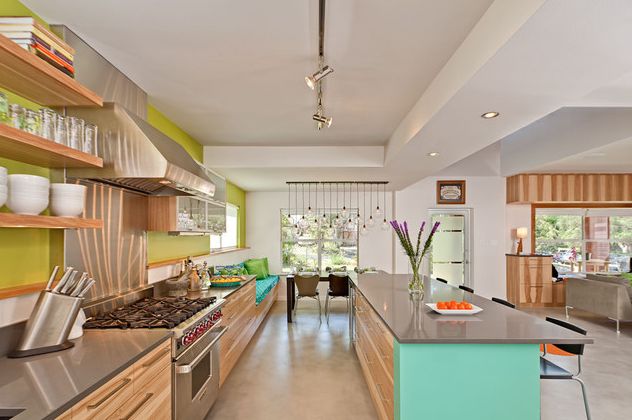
[[87, 378, 131, 409], [120, 392, 153, 420], [376, 383, 390, 402], [142, 347, 170, 368]]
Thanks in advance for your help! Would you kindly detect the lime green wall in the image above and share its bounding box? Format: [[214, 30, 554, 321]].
[[0, 1, 62, 290], [145, 104, 247, 263], [147, 104, 203, 162], [227, 181, 246, 247]]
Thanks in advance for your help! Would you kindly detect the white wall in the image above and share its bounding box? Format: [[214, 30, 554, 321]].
[[395, 176, 507, 298]]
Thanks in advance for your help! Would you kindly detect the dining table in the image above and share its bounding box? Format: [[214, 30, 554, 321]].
[[285, 271, 350, 322]]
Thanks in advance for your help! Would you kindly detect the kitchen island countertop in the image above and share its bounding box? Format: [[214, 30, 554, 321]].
[[351, 271, 593, 344], [0, 329, 172, 420]]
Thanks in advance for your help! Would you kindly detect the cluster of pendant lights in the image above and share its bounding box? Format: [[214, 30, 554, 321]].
[[287, 182, 389, 236]]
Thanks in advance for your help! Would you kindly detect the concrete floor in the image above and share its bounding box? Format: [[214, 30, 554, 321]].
[[527, 307, 632, 420], [206, 299, 378, 420], [207, 300, 631, 420]]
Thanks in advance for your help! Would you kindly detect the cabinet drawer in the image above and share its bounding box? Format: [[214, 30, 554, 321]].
[[72, 367, 135, 420], [109, 366, 171, 420], [133, 343, 171, 393], [356, 322, 393, 420]]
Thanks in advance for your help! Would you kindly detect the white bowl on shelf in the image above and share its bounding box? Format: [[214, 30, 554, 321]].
[[0, 185, 7, 208], [8, 174, 49, 189], [50, 183, 86, 217], [6, 193, 49, 215], [0, 166, 7, 186]]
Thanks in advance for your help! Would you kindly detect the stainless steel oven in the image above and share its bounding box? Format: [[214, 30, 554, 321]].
[[174, 325, 227, 420]]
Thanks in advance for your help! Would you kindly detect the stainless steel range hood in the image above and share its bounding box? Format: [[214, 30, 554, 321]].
[[67, 103, 217, 201]]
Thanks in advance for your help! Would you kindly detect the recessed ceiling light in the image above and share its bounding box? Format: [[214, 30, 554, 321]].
[[481, 111, 500, 119], [427, 152, 440, 157]]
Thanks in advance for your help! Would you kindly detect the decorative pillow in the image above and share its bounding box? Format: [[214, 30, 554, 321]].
[[244, 259, 267, 280], [216, 263, 247, 276]]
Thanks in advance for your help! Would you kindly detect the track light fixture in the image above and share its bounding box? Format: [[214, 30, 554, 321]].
[[305, 65, 334, 90], [313, 113, 332, 128]]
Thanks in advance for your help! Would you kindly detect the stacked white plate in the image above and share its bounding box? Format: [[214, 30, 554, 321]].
[[6, 174, 50, 215], [50, 183, 86, 217], [0, 167, 7, 208]]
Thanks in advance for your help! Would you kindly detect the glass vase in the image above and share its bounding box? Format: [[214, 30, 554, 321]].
[[408, 260, 424, 299]]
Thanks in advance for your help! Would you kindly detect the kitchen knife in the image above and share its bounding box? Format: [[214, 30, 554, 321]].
[[52, 267, 74, 294], [45, 266, 59, 291], [77, 279, 96, 297], [60, 270, 78, 295], [69, 274, 89, 297]]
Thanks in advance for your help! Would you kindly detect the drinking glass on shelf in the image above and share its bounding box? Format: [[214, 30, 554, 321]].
[[24, 109, 40, 135], [68, 116, 84, 150], [39, 108, 56, 140], [54, 114, 67, 145], [9, 104, 25, 130], [0, 92, 8, 124], [83, 123, 98, 155]]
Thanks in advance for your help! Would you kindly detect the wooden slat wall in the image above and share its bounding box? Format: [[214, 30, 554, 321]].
[[506, 173, 632, 204]]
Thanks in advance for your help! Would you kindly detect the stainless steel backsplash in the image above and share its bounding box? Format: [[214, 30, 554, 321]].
[[65, 181, 148, 304]]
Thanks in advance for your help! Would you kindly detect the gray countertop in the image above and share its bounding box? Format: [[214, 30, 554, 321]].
[[0, 329, 172, 420], [351, 272, 593, 345], [188, 275, 256, 300]]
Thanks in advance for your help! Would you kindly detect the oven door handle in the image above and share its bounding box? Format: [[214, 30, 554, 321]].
[[175, 326, 227, 374]]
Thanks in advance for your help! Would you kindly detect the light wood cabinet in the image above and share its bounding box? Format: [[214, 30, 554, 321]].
[[219, 280, 278, 386], [355, 293, 394, 420], [147, 196, 225, 234], [506, 254, 563, 307], [57, 340, 171, 420]]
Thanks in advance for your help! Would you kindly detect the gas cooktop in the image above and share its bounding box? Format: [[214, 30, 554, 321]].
[[84, 296, 218, 330]]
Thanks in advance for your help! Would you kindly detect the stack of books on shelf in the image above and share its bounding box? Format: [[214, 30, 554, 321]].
[[0, 16, 75, 78]]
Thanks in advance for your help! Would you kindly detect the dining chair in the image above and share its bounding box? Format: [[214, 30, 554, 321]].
[[491, 297, 516, 309], [459, 285, 474, 293], [294, 273, 322, 321], [540, 317, 591, 419], [436, 277, 448, 284], [325, 273, 349, 324]]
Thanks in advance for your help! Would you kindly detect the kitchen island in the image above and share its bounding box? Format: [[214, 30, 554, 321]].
[[350, 272, 593, 420]]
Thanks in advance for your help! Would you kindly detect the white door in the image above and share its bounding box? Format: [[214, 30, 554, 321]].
[[429, 209, 471, 287]]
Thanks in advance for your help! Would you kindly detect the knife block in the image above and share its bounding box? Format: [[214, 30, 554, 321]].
[[9, 290, 84, 358]]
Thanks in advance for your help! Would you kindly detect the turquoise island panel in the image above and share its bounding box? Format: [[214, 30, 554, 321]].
[[395, 343, 540, 420]]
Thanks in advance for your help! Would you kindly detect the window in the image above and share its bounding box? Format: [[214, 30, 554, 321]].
[[535, 207, 632, 273], [280, 210, 358, 273], [211, 204, 238, 250]]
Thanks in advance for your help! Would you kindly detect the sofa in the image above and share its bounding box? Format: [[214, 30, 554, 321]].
[[565, 273, 632, 332]]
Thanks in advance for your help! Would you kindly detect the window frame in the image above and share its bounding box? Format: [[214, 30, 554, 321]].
[[531, 203, 632, 273], [211, 203, 239, 251], [280, 209, 359, 273]]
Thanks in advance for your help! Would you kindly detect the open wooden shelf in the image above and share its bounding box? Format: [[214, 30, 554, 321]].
[[0, 213, 103, 229], [0, 123, 103, 168], [0, 34, 103, 107]]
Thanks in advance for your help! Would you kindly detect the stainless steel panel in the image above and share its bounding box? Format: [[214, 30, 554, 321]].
[[51, 25, 147, 119], [65, 181, 148, 303]]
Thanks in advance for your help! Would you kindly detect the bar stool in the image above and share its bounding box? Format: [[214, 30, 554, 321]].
[[459, 285, 474, 293], [540, 317, 591, 419], [492, 297, 515, 309]]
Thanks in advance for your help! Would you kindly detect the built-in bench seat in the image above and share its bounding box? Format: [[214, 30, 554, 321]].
[[256, 275, 279, 305]]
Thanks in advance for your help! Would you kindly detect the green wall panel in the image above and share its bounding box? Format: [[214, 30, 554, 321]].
[[0, 1, 62, 291], [395, 342, 540, 420], [146, 104, 203, 162]]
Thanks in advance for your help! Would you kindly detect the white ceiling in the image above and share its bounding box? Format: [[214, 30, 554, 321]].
[[533, 136, 632, 173], [23, 0, 632, 191], [24, 0, 493, 146]]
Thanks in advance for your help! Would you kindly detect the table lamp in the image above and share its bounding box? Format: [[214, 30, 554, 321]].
[[516, 227, 528, 255]]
